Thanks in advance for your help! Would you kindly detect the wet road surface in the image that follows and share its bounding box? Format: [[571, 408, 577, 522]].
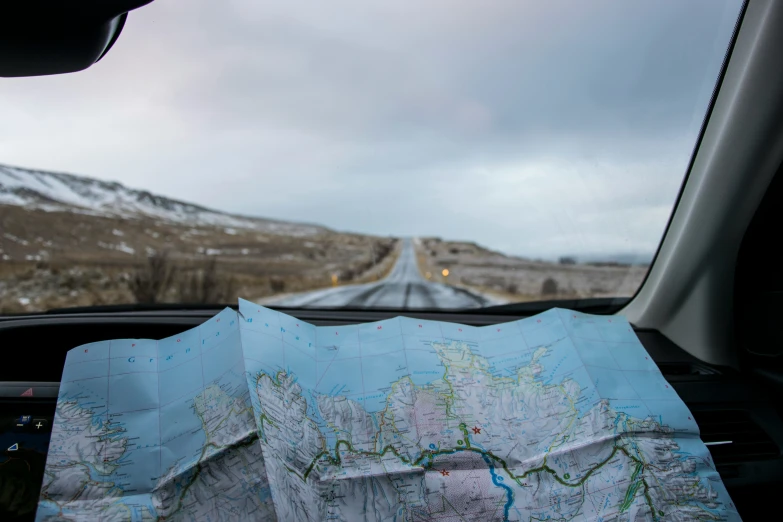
[[271, 239, 490, 309]]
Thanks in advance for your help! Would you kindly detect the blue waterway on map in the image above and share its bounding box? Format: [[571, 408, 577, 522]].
[[482, 453, 513, 521], [304, 389, 338, 448], [34, 502, 61, 521], [38, 495, 157, 522], [117, 497, 158, 521]]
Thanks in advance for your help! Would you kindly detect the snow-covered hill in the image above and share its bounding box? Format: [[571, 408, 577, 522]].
[[0, 163, 324, 236]]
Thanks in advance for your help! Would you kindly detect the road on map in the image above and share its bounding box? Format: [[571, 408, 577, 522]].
[[271, 239, 491, 309]]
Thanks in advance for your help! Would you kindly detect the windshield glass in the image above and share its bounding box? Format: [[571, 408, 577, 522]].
[[0, 0, 744, 313]]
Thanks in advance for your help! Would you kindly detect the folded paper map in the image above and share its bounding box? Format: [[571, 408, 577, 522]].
[[36, 299, 738, 521]]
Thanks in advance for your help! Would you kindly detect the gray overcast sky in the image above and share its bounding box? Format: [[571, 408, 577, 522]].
[[0, 0, 742, 259]]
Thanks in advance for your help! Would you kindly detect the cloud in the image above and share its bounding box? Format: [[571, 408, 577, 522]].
[[0, 0, 743, 259]]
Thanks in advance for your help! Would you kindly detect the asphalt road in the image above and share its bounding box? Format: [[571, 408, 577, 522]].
[[271, 239, 491, 309]]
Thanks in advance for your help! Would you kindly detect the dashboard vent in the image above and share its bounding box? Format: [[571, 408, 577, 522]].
[[693, 410, 779, 464]]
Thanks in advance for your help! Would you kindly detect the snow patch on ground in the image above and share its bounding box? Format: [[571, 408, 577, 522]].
[[4, 233, 29, 245], [97, 241, 135, 255], [116, 242, 135, 255]]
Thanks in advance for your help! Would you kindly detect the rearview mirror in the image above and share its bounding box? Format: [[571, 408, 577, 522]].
[[0, 0, 154, 77]]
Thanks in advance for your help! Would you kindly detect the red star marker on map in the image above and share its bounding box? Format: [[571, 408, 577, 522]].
[[439, 469, 449, 476], [472, 426, 481, 434]]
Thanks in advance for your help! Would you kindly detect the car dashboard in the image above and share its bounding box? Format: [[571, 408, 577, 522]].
[[1, 308, 781, 520]]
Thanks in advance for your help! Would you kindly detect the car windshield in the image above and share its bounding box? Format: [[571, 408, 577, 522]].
[[0, 0, 743, 313]]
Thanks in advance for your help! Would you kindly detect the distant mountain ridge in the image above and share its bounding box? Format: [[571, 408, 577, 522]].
[[0, 163, 325, 236]]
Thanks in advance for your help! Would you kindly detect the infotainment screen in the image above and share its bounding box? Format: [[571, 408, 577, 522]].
[[0, 402, 56, 522]]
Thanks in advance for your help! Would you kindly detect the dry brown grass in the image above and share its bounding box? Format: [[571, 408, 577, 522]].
[[130, 250, 174, 303], [0, 204, 400, 312], [415, 237, 648, 302], [176, 258, 238, 304], [250, 239, 401, 303]]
